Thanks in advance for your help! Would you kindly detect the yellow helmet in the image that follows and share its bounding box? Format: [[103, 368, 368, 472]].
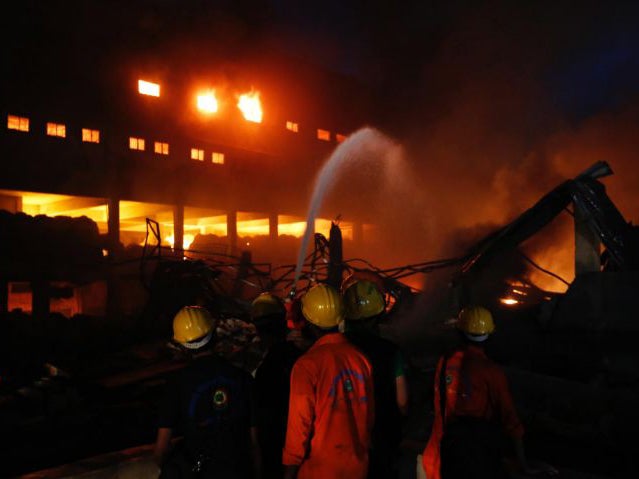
[[457, 306, 495, 341], [173, 306, 215, 349], [301, 283, 344, 329], [341, 270, 385, 296], [251, 293, 285, 320], [344, 280, 385, 320]]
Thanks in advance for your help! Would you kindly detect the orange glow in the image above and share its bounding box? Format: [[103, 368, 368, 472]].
[[278, 221, 307, 237], [197, 91, 219, 114], [212, 152, 225, 164], [317, 129, 331, 141], [138, 80, 160, 97], [129, 137, 145, 151], [7, 115, 29, 132], [154, 141, 169, 155], [237, 91, 263, 123], [191, 148, 204, 161], [500, 297, 519, 306], [47, 122, 66, 138], [277, 216, 353, 240], [237, 217, 269, 236], [166, 234, 195, 250], [82, 128, 100, 143], [527, 248, 573, 293]]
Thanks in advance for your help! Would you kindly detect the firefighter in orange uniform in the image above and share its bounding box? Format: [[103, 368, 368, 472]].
[[422, 306, 557, 479], [283, 283, 375, 479]]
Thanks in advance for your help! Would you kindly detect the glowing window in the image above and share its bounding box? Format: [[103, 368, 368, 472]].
[[197, 91, 218, 114], [286, 121, 299, 132], [212, 152, 225, 165], [336, 133, 346, 143], [129, 137, 145, 151], [237, 91, 263, 123], [82, 128, 100, 143], [317, 129, 331, 141], [7, 115, 29, 132], [46, 122, 66, 138], [191, 148, 204, 161], [154, 142, 169, 155], [138, 80, 160, 97]]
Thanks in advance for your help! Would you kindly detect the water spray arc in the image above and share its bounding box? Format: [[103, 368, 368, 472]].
[[290, 127, 404, 297]]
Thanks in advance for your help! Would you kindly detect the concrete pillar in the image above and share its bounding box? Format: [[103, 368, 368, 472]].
[[269, 212, 278, 244], [0, 194, 22, 213], [227, 210, 237, 254], [106, 197, 121, 319], [107, 197, 120, 256], [173, 203, 184, 254], [575, 204, 601, 275]]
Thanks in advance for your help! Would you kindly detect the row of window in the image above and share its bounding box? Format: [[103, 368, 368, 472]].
[[8, 115, 346, 145], [9, 115, 225, 164], [9, 115, 100, 142]]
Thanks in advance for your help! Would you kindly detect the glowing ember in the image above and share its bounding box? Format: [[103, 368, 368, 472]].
[[237, 91, 263, 123], [138, 80, 160, 97], [197, 91, 218, 114], [500, 297, 519, 306]]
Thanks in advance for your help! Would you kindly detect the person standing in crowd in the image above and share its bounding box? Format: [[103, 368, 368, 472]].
[[422, 306, 557, 479], [250, 292, 304, 478], [154, 306, 262, 479], [283, 283, 375, 479], [343, 276, 409, 479]]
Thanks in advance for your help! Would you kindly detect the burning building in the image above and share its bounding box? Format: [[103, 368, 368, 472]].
[[0, 30, 381, 320]]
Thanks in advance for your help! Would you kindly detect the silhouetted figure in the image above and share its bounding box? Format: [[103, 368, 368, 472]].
[[154, 306, 262, 479]]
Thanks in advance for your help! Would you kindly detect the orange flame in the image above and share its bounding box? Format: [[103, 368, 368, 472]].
[[197, 91, 219, 114], [165, 234, 195, 250], [237, 91, 263, 123]]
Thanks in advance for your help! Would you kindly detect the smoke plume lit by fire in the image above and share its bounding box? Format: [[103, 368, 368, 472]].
[[317, 3, 639, 297]]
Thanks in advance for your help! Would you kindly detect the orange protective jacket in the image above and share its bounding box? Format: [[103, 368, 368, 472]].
[[422, 345, 524, 479], [283, 332, 374, 479]]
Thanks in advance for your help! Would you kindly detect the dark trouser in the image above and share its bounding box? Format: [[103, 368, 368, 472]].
[[368, 443, 400, 479], [440, 417, 508, 479], [159, 447, 247, 479]]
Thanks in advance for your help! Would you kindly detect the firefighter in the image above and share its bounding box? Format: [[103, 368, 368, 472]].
[[421, 306, 557, 479], [343, 277, 409, 479], [250, 293, 304, 478], [154, 306, 262, 479], [283, 283, 375, 479]]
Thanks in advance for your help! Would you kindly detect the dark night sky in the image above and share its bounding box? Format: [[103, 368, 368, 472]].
[[5, 0, 639, 126], [4, 0, 639, 264]]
